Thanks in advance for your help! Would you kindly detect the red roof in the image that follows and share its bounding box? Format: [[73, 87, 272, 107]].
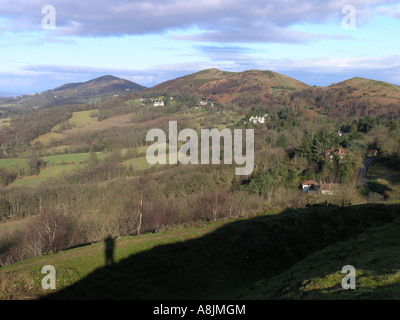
[[301, 180, 319, 186]]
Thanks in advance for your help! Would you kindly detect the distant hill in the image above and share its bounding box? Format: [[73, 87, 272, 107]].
[[140, 68, 310, 105], [2, 69, 400, 118], [144, 69, 400, 118], [0, 75, 146, 109], [287, 77, 400, 118], [333, 77, 400, 104]]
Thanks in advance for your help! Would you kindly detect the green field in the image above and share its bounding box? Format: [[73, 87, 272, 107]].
[[0, 150, 158, 187], [44, 152, 105, 165], [0, 158, 28, 171], [32, 109, 99, 146], [9, 165, 80, 188], [68, 110, 99, 128], [0, 152, 106, 187], [0, 152, 105, 171], [122, 156, 151, 171], [32, 131, 65, 147]]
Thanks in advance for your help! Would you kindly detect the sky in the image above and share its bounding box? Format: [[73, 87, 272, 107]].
[[0, 0, 400, 95]]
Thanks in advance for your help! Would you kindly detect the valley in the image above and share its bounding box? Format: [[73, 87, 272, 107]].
[[0, 68, 400, 300]]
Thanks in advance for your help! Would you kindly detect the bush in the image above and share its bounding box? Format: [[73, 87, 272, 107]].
[[0, 199, 11, 221], [26, 153, 46, 176], [0, 170, 16, 187], [23, 208, 80, 257]]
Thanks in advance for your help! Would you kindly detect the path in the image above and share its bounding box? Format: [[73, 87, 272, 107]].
[[360, 156, 376, 201]]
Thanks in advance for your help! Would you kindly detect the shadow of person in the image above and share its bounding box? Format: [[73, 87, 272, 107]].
[[104, 236, 115, 267]]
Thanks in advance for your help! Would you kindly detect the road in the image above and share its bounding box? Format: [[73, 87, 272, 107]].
[[360, 156, 374, 193]]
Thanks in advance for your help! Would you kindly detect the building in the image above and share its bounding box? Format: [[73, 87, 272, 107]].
[[301, 180, 339, 195], [154, 100, 165, 107], [248, 114, 268, 124], [319, 181, 339, 195], [301, 180, 319, 192], [324, 146, 347, 161]]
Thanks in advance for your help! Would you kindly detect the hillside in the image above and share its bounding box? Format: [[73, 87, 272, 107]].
[[0, 75, 146, 110], [1, 203, 399, 300], [138, 69, 400, 118], [240, 215, 400, 299], [334, 77, 400, 101], [1, 68, 400, 302], [140, 68, 310, 105], [289, 77, 400, 118]]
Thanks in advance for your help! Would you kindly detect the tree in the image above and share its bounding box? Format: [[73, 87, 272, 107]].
[[26, 153, 45, 176], [133, 171, 153, 235], [276, 134, 288, 148], [0, 170, 16, 187], [298, 134, 313, 160], [25, 208, 73, 256], [88, 150, 100, 169]]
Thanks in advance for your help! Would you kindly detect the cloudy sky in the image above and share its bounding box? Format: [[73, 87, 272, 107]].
[[1, 0, 400, 95]]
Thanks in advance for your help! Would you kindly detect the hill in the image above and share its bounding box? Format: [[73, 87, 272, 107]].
[[1, 203, 399, 300], [240, 214, 400, 299], [0, 75, 146, 110], [289, 77, 400, 118], [1, 68, 400, 301], [333, 77, 400, 109], [138, 68, 400, 118], [140, 68, 310, 105]]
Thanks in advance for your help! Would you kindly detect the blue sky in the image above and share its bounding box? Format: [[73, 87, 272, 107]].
[[0, 0, 400, 95]]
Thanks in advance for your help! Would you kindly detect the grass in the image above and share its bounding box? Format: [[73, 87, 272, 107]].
[[240, 218, 400, 300], [32, 132, 65, 147], [367, 158, 400, 200], [0, 220, 229, 300], [0, 152, 105, 187], [1, 203, 400, 300], [0, 158, 28, 171], [122, 156, 152, 171], [122, 144, 189, 171], [68, 110, 99, 128], [9, 165, 81, 188], [0, 118, 11, 129], [0, 152, 105, 171], [44, 152, 105, 165], [31, 109, 99, 146]]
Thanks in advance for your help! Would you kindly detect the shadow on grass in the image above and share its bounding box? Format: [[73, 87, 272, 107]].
[[43, 203, 400, 300], [238, 217, 400, 300], [368, 181, 390, 196]]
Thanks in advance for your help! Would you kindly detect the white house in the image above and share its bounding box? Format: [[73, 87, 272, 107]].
[[301, 180, 319, 192], [249, 114, 268, 124], [154, 100, 165, 107]]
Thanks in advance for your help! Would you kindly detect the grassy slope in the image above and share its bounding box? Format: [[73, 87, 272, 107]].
[[0, 221, 229, 299], [240, 217, 400, 300], [367, 158, 400, 199], [1, 203, 400, 300], [142, 68, 309, 102], [32, 109, 99, 146], [0, 75, 145, 109], [68, 110, 99, 128], [333, 77, 400, 105]]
